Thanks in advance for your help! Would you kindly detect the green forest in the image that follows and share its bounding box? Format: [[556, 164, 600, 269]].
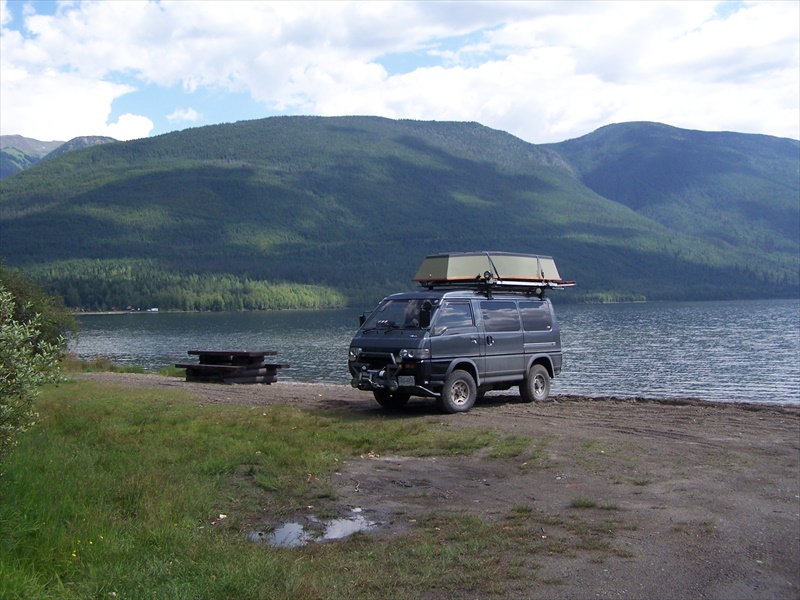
[[28, 260, 347, 312], [1, 117, 797, 311]]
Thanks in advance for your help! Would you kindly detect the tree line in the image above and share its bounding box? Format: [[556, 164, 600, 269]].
[[29, 260, 349, 312]]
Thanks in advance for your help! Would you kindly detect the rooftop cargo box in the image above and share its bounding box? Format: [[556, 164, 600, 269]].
[[413, 251, 574, 289]]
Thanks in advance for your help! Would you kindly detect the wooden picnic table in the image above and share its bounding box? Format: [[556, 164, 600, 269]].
[[175, 349, 289, 384]]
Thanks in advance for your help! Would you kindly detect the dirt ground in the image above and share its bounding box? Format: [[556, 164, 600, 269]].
[[82, 373, 799, 599]]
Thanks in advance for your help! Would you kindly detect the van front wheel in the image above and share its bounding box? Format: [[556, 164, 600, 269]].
[[520, 365, 550, 402], [439, 370, 477, 413]]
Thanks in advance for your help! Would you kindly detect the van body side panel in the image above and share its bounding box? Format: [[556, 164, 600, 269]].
[[478, 300, 525, 381]]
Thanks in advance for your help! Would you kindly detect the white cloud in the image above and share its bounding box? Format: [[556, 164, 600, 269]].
[[166, 107, 201, 123], [0, 0, 11, 28], [0, 0, 797, 143], [0, 1, 154, 140], [105, 114, 155, 141], [0, 64, 153, 140]]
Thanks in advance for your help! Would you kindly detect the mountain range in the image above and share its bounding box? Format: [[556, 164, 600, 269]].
[[0, 116, 797, 310], [0, 135, 116, 179]]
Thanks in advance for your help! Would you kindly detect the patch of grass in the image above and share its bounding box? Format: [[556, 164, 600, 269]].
[[591, 521, 619, 534], [520, 510, 633, 561], [524, 445, 552, 463], [570, 497, 598, 509], [708, 449, 754, 470], [485, 435, 530, 458], [158, 365, 186, 377], [536, 502, 637, 560], [0, 379, 548, 599], [701, 520, 717, 535], [571, 438, 613, 472], [509, 505, 535, 519], [672, 520, 717, 538], [571, 437, 642, 474], [61, 354, 145, 373]]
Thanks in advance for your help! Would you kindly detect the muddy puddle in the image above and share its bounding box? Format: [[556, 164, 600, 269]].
[[248, 508, 378, 548]]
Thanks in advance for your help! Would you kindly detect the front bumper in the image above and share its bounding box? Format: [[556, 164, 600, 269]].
[[349, 352, 435, 397]]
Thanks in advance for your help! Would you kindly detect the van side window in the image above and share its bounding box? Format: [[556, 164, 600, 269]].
[[433, 302, 474, 335], [519, 301, 552, 331], [480, 301, 521, 332]]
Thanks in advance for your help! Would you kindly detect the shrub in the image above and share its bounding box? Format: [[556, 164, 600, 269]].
[[0, 263, 78, 348], [0, 286, 63, 462]]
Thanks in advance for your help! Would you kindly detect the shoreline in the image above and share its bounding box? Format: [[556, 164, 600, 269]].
[[78, 372, 800, 411], [74, 310, 161, 315], [273, 381, 800, 409]]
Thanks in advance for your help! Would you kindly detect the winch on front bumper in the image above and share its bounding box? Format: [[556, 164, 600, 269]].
[[349, 351, 428, 394]]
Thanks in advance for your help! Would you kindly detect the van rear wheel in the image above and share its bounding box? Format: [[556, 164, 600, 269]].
[[520, 364, 550, 402], [373, 390, 410, 410], [438, 370, 477, 413]]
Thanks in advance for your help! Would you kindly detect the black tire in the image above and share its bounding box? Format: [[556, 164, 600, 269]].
[[520, 364, 550, 403], [373, 390, 410, 410], [438, 370, 477, 413]]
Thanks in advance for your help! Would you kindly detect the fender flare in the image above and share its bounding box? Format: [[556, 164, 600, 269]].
[[526, 354, 554, 378], [444, 358, 482, 387]]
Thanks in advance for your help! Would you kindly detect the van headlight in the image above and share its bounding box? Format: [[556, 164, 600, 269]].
[[399, 348, 429, 360], [348, 347, 362, 361]]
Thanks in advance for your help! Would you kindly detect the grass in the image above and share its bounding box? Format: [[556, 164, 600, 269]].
[[1, 378, 564, 599], [672, 521, 717, 537], [61, 354, 185, 377], [570, 497, 599, 509], [569, 498, 620, 511], [61, 354, 146, 374], [157, 364, 186, 377]]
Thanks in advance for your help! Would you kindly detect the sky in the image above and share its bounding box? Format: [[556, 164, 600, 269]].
[[1, 0, 798, 145]]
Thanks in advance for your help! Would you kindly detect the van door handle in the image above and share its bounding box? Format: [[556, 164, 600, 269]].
[[470, 337, 478, 344], [486, 335, 494, 346]]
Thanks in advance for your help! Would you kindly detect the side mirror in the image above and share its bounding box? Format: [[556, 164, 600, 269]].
[[419, 301, 432, 328], [359, 313, 366, 326]]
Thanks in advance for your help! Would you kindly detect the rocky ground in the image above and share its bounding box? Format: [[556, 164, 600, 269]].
[[81, 373, 800, 599]]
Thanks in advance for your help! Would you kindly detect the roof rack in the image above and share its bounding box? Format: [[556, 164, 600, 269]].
[[413, 251, 576, 294]]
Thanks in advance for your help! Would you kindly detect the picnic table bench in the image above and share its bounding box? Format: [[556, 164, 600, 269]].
[[175, 350, 289, 384]]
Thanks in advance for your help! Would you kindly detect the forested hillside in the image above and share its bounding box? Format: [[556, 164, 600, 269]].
[[547, 122, 799, 267], [0, 116, 797, 311], [43, 136, 116, 160]]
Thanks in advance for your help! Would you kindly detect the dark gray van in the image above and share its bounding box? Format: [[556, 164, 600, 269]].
[[348, 252, 574, 413]]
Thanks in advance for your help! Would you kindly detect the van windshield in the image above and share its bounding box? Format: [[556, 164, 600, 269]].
[[362, 298, 433, 330]]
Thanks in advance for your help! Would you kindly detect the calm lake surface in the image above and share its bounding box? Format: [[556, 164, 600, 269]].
[[70, 299, 800, 406]]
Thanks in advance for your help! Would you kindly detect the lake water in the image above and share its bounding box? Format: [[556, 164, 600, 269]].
[[69, 299, 800, 406]]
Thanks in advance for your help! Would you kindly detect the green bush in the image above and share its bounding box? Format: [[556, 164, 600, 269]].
[[0, 286, 63, 462], [0, 263, 77, 347], [0, 266, 74, 461]]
